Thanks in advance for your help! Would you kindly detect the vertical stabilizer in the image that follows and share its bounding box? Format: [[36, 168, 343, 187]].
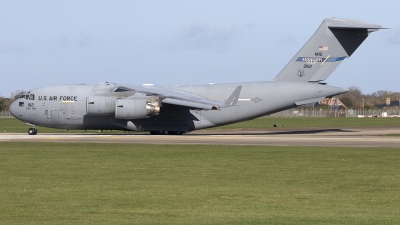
[[273, 18, 382, 82]]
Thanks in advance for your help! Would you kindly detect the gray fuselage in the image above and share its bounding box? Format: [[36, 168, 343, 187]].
[[10, 81, 346, 132], [10, 17, 382, 134]]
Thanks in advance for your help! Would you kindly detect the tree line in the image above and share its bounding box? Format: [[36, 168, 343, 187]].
[[337, 86, 400, 109], [0, 90, 25, 111]]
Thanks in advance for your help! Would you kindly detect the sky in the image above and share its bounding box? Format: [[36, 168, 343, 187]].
[[1, 0, 399, 97]]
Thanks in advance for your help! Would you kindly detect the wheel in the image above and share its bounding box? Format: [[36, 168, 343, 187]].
[[167, 131, 183, 135], [150, 131, 166, 135], [28, 128, 38, 135]]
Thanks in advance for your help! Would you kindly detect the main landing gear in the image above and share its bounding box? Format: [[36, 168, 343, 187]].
[[28, 127, 38, 135], [150, 131, 166, 135], [167, 131, 183, 135], [149, 131, 184, 135]]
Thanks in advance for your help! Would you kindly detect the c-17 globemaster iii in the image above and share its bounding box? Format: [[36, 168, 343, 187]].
[[10, 18, 384, 135]]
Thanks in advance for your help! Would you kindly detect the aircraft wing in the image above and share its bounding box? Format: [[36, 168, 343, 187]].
[[116, 85, 242, 110]]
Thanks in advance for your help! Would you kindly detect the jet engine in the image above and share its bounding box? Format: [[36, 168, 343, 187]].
[[86, 96, 115, 115], [115, 99, 160, 119]]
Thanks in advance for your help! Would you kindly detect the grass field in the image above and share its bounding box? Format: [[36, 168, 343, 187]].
[[1, 117, 400, 133], [218, 117, 400, 130], [1, 143, 400, 224]]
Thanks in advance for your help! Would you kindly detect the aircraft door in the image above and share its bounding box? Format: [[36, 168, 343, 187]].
[[59, 101, 74, 124], [42, 103, 49, 120], [51, 110, 60, 124]]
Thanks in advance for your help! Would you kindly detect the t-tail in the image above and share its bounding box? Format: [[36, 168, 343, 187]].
[[273, 18, 383, 82]]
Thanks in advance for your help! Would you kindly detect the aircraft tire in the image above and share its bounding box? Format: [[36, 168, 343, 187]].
[[28, 128, 37, 135], [150, 131, 166, 135], [167, 131, 183, 135]]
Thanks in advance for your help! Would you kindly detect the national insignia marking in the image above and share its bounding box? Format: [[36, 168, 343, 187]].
[[297, 69, 305, 77], [252, 97, 262, 103]]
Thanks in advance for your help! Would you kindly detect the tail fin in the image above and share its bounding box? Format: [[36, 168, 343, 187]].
[[273, 18, 383, 82]]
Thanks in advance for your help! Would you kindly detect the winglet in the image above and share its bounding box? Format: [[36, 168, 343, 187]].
[[223, 86, 242, 107]]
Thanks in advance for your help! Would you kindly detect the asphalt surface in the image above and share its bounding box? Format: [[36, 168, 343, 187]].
[[1, 127, 400, 147]]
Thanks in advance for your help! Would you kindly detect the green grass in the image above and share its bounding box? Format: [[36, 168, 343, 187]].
[[1, 117, 400, 133], [381, 134, 400, 137], [216, 117, 400, 130], [1, 143, 400, 224]]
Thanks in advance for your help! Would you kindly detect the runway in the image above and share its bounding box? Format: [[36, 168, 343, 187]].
[[1, 127, 400, 147]]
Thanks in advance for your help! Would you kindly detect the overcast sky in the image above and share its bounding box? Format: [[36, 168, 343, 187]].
[[1, 0, 399, 97]]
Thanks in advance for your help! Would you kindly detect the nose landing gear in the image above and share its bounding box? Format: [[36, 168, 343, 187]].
[[28, 127, 38, 135], [26, 122, 38, 135]]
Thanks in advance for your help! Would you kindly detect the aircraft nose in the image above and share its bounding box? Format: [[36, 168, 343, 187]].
[[9, 101, 18, 117]]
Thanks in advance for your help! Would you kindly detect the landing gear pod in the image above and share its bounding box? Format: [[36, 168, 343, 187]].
[[115, 99, 160, 119]]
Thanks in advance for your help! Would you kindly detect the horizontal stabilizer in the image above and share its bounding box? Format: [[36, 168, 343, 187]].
[[295, 97, 325, 106]]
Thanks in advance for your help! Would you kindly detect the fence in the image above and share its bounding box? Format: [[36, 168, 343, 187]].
[[268, 108, 400, 118], [0, 111, 13, 118]]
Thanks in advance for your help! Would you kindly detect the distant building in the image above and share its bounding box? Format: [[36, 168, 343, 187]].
[[299, 97, 347, 109], [317, 97, 347, 109], [374, 98, 400, 109]]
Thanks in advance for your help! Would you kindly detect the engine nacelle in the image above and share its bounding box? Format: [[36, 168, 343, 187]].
[[86, 96, 115, 115], [115, 99, 160, 119]]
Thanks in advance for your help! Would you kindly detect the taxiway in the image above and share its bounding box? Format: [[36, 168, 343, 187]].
[[1, 127, 400, 147]]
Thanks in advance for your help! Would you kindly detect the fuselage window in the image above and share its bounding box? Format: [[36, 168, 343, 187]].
[[19, 102, 24, 107], [29, 94, 35, 100]]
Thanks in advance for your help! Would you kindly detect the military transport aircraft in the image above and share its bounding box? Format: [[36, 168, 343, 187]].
[[10, 18, 383, 135]]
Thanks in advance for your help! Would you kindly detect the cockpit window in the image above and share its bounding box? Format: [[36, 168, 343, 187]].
[[19, 95, 25, 99], [29, 94, 35, 100]]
